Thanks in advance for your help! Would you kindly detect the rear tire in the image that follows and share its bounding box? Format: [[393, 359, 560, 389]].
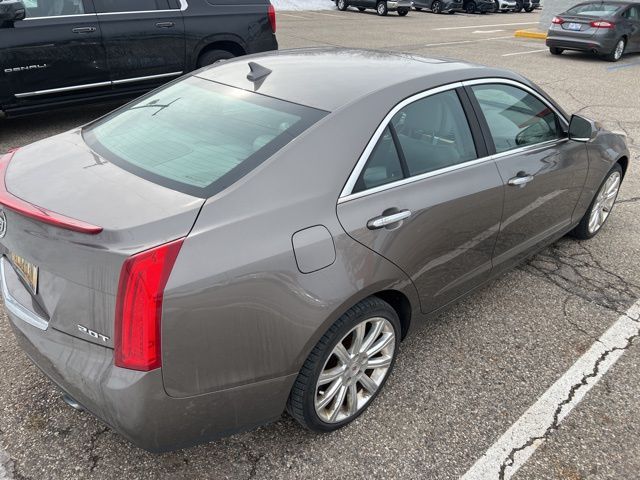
[[287, 297, 401, 432], [337, 0, 348, 10], [197, 49, 234, 68], [514, 0, 523, 12], [604, 38, 625, 62], [465, 0, 476, 13], [549, 47, 564, 55], [432, 0, 443, 13], [571, 164, 622, 240], [376, 1, 388, 15]]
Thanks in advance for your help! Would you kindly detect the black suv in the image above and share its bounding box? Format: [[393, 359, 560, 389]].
[[0, 0, 278, 117]]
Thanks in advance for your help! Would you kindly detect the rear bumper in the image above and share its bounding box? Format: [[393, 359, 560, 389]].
[[546, 34, 615, 54], [388, 0, 412, 9], [7, 306, 295, 452]]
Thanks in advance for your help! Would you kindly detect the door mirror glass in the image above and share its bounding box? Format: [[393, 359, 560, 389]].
[[0, 1, 26, 23], [568, 114, 597, 142]]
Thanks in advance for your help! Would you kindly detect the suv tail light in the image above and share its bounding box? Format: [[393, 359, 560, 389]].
[[268, 4, 276, 33], [590, 20, 614, 28], [114, 238, 184, 371], [0, 149, 102, 234], [552, 16, 564, 24]]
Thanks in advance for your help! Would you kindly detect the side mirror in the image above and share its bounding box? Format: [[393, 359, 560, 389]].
[[568, 114, 598, 143], [0, 0, 26, 24]]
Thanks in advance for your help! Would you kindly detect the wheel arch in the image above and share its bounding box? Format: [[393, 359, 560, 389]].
[[616, 155, 629, 179], [192, 35, 248, 69], [373, 290, 412, 339]]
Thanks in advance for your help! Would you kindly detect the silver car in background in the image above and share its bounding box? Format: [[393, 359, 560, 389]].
[[0, 48, 629, 451]]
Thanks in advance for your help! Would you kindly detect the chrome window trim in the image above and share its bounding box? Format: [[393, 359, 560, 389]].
[[338, 137, 569, 204], [15, 71, 182, 98], [339, 77, 570, 203], [0, 258, 48, 331], [23, 13, 96, 20], [97, 0, 188, 15]]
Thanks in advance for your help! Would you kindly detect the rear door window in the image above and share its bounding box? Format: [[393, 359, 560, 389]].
[[83, 76, 327, 198], [93, 0, 170, 13]]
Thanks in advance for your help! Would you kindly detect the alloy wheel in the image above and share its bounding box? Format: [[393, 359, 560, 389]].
[[614, 39, 625, 60], [433, 0, 442, 13], [588, 171, 621, 234], [314, 317, 396, 423]]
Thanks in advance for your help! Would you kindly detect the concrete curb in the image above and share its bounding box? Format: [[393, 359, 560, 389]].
[[514, 29, 548, 40]]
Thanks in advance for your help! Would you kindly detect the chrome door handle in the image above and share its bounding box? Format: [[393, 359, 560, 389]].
[[156, 21, 175, 28], [72, 26, 96, 33], [508, 174, 534, 187], [367, 210, 412, 230]]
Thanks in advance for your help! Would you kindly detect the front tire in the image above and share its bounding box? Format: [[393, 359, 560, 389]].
[[465, 1, 477, 13], [514, 0, 523, 12], [571, 164, 622, 240], [398, 7, 409, 15], [376, 1, 388, 15], [197, 49, 234, 68], [287, 297, 401, 432], [432, 0, 443, 13], [605, 38, 625, 62], [337, 0, 348, 10]]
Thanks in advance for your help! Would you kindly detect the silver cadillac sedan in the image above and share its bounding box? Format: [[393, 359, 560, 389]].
[[0, 48, 629, 452]]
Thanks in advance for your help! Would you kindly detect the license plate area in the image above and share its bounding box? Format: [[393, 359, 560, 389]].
[[9, 253, 39, 294], [566, 22, 582, 31]]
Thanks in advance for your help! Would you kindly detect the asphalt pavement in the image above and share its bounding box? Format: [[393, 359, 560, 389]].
[[1, 8, 639, 480]]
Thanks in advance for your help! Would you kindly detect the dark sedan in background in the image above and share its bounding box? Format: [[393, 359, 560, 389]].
[[0, 0, 277, 117], [413, 0, 462, 14], [547, 1, 640, 61]]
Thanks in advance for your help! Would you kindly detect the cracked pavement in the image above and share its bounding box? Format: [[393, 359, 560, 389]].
[[1, 10, 640, 480]]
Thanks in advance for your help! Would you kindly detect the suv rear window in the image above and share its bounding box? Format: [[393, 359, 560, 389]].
[[83, 76, 327, 197], [566, 3, 621, 15]]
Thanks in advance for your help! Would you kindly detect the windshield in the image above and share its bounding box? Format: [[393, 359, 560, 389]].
[[83, 76, 327, 197], [566, 3, 621, 16]]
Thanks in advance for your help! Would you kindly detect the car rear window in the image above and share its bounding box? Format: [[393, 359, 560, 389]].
[[566, 3, 621, 15], [83, 76, 327, 198]]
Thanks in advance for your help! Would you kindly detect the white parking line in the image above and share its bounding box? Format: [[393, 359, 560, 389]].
[[424, 35, 513, 47], [279, 12, 311, 19], [473, 29, 505, 33], [435, 22, 537, 30], [461, 300, 640, 480], [501, 49, 549, 56], [312, 11, 350, 19]]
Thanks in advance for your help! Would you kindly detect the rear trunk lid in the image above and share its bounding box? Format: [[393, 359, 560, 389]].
[[0, 131, 204, 347]]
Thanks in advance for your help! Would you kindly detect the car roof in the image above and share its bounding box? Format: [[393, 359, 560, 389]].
[[195, 48, 516, 111]]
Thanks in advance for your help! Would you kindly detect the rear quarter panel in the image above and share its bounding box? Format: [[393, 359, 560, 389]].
[[159, 94, 423, 398]]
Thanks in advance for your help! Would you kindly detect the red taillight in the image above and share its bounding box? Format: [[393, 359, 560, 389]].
[[0, 149, 102, 234], [590, 20, 614, 28], [552, 16, 564, 24], [268, 4, 276, 33], [114, 238, 184, 371]]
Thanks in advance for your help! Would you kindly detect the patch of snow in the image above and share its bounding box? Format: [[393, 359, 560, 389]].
[[271, 0, 336, 11]]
